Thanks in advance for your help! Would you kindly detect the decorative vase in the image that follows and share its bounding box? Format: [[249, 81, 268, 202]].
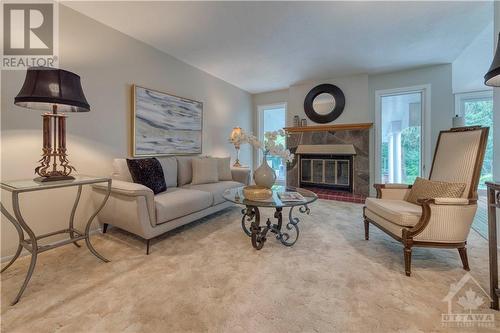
[[253, 154, 276, 189]]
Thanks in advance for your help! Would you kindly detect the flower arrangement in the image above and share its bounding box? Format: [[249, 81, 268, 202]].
[[229, 129, 294, 163]]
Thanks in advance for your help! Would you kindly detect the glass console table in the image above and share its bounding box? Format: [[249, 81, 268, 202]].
[[486, 181, 500, 310], [0, 175, 112, 305], [223, 186, 318, 250]]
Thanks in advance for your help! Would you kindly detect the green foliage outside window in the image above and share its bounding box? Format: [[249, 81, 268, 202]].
[[463, 99, 493, 189], [401, 126, 421, 184]]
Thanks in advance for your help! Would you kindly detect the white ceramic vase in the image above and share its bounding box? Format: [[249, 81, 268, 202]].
[[253, 154, 276, 189]]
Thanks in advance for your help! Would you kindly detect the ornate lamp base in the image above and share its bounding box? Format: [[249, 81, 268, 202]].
[[233, 146, 241, 167], [34, 106, 76, 182]]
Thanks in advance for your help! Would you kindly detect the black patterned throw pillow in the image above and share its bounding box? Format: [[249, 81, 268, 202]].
[[126, 158, 167, 194]]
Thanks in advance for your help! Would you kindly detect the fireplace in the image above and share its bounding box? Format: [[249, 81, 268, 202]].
[[296, 144, 356, 192]]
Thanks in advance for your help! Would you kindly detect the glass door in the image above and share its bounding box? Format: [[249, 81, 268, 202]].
[[258, 103, 287, 185], [377, 90, 425, 184]]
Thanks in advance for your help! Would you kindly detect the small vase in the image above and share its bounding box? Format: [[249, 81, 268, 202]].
[[253, 154, 276, 189]]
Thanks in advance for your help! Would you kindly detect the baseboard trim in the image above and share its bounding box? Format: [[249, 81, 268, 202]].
[[1, 228, 103, 264]]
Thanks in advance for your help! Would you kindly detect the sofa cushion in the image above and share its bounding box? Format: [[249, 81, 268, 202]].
[[176, 156, 193, 186], [216, 157, 233, 181], [157, 156, 178, 188], [154, 188, 213, 224], [127, 158, 167, 195], [183, 181, 242, 205], [112, 158, 133, 182], [192, 157, 219, 185], [365, 197, 421, 227]]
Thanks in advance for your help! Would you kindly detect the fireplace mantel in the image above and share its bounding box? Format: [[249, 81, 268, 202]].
[[284, 122, 373, 133]]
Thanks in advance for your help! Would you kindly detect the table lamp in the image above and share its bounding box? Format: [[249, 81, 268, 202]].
[[229, 127, 242, 167], [14, 67, 90, 182]]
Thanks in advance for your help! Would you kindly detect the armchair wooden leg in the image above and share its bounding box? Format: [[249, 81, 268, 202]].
[[146, 239, 151, 255], [458, 247, 470, 271], [102, 223, 108, 234], [364, 219, 369, 240], [404, 246, 412, 277]]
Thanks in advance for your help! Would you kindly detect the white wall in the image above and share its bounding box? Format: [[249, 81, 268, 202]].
[[0, 5, 253, 258], [287, 75, 370, 127], [252, 65, 453, 195], [452, 22, 494, 94]]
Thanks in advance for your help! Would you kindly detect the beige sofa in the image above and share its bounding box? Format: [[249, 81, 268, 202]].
[[92, 156, 250, 253]]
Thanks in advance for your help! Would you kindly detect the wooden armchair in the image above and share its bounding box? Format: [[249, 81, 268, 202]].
[[363, 126, 489, 276]]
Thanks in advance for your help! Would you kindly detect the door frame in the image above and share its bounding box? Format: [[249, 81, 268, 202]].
[[374, 84, 431, 184]]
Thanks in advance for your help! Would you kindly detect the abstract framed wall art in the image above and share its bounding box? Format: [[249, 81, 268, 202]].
[[132, 85, 203, 156]]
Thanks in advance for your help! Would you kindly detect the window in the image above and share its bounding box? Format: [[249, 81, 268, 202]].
[[455, 91, 494, 190], [258, 103, 287, 184]]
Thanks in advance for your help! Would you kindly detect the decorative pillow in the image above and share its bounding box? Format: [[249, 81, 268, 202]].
[[216, 157, 232, 181], [176, 156, 193, 186], [406, 177, 466, 205], [191, 157, 219, 185], [126, 158, 167, 194]]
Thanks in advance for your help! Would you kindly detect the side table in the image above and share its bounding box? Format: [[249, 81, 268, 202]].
[[486, 180, 500, 310], [0, 175, 112, 305]]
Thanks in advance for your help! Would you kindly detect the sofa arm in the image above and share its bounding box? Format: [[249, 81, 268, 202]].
[[92, 179, 153, 197], [373, 183, 412, 200], [92, 180, 156, 228], [231, 167, 251, 185]]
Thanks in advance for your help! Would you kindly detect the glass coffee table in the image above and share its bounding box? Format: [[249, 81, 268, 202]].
[[223, 186, 318, 250]]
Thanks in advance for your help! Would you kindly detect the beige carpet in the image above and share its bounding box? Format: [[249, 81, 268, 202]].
[[1, 199, 498, 332]]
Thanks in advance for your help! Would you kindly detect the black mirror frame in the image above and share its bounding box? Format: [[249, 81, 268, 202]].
[[304, 84, 345, 124]]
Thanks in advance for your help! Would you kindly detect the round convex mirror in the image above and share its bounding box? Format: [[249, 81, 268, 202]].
[[304, 84, 345, 124], [313, 93, 336, 115]]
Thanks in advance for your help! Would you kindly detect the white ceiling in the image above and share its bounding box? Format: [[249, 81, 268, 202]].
[[63, 1, 493, 94]]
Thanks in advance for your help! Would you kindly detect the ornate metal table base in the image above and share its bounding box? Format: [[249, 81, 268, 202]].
[[241, 205, 310, 250], [0, 180, 111, 305]]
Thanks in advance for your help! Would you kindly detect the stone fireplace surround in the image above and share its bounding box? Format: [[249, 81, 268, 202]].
[[285, 123, 371, 197]]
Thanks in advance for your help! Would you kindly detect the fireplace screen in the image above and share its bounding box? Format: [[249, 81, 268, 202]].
[[300, 158, 351, 188]]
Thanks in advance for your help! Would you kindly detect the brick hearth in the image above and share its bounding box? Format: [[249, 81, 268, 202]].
[[304, 186, 366, 204]]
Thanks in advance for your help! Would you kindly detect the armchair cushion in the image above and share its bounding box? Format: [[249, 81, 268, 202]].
[[406, 177, 465, 205], [365, 198, 421, 227]]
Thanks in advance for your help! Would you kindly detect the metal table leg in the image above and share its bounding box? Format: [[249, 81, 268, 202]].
[[68, 185, 82, 248], [0, 203, 25, 273], [84, 180, 111, 263], [11, 192, 38, 305]]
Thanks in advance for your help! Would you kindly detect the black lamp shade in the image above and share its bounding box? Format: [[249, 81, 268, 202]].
[[14, 67, 90, 112], [485, 33, 500, 87]]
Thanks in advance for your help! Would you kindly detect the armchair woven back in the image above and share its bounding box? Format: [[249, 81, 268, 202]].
[[429, 126, 489, 200]]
